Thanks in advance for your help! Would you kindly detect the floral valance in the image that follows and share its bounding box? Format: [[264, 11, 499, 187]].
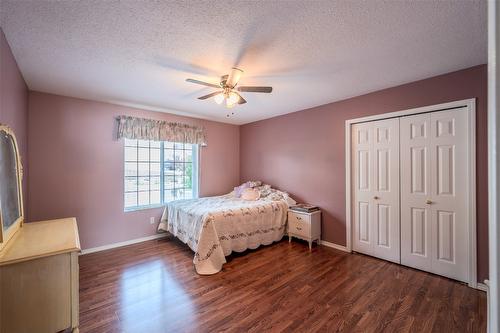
[[116, 116, 207, 146]]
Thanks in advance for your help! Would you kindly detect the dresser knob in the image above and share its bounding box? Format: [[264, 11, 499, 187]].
[[426, 199, 433, 205], [374, 196, 379, 200]]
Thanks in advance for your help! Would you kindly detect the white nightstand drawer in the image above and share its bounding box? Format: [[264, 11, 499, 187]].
[[287, 209, 321, 250], [288, 211, 311, 238]]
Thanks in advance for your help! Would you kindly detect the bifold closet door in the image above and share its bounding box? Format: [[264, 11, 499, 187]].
[[400, 108, 469, 283], [352, 118, 400, 263]]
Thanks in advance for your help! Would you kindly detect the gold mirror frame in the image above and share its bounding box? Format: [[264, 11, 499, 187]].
[[0, 124, 24, 252]]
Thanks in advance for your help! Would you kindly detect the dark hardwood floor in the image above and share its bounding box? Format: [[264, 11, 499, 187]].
[[79, 236, 486, 333]]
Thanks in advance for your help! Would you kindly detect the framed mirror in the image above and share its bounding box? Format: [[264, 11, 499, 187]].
[[0, 124, 24, 252]]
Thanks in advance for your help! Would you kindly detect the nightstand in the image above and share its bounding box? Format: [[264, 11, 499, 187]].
[[287, 209, 321, 250]]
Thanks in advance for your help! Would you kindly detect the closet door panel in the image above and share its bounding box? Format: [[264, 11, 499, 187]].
[[400, 113, 432, 271], [371, 119, 400, 263], [410, 208, 427, 256], [400, 108, 469, 283], [429, 108, 469, 282], [352, 118, 400, 263], [352, 122, 374, 255]]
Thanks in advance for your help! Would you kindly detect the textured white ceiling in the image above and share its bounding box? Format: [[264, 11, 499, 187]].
[[0, 0, 487, 125]]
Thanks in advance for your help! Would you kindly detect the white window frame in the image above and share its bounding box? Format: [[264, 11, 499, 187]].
[[123, 139, 199, 212]]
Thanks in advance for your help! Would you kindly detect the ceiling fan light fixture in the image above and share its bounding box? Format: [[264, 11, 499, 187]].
[[226, 91, 239, 106], [226, 96, 237, 108], [186, 68, 272, 112], [214, 92, 224, 104]]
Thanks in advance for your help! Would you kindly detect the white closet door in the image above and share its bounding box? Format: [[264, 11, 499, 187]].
[[352, 122, 373, 256], [400, 114, 432, 271], [429, 108, 469, 281], [401, 108, 469, 282], [352, 118, 400, 263]]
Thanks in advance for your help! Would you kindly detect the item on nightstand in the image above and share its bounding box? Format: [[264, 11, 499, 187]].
[[290, 203, 320, 213], [287, 208, 321, 251]]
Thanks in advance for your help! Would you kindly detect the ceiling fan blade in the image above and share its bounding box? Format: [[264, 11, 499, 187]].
[[237, 86, 272, 93], [186, 78, 220, 89], [226, 67, 243, 88], [236, 92, 247, 104], [198, 91, 221, 100]]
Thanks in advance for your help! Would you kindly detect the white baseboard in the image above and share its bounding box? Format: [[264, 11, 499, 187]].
[[477, 280, 489, 292], [319, 240, 351, 253], [80, 233, 168, 255]]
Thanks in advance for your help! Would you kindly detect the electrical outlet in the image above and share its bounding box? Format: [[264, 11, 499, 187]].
[[149, 217, 155, 225]]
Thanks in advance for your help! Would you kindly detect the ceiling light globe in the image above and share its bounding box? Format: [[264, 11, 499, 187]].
[[227, 92, 239, 106], [226, 98, 236, 108], [214, 93, 224, 104]]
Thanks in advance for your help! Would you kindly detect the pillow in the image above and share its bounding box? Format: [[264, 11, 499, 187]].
[[246, 180, 262, 188], [261, 188, 297, 206], [255, 184, 272, 197], [285, 195, 297, 206], [241, 188, 260, 201], [266, 189, 289, 201]]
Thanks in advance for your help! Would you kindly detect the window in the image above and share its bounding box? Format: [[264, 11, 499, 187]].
[[124, 138, 199, 211]]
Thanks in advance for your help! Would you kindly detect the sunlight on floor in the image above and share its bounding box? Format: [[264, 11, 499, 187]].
[[119, 259, 195, 332]]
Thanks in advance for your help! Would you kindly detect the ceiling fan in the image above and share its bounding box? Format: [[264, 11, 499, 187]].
[[186, 68, 272, 109]]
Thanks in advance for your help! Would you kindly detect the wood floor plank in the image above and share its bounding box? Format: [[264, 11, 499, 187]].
[[79, 236, 486, 332]]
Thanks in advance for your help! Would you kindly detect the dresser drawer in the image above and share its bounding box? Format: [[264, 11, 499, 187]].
[[288, 212, 311, 238]]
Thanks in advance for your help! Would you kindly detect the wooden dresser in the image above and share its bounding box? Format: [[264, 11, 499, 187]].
[[0, 218, 81, 333]]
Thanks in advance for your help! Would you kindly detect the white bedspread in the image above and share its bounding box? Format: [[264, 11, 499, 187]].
[[158, 195, 288, 274]]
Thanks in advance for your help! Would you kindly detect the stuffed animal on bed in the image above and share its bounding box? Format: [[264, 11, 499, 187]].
[[241, 188, 261, 201], [233, 180, 262, 198]]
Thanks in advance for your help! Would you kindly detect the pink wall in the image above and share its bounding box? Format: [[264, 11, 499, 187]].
[[240, 65, 489, 281], [0, 29, 28, 212], [28, 92, 240, 249], [26, 65, 488, 280]]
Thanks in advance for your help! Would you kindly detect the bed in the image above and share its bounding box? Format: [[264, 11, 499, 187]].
[[157, 184, 294, 275]]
